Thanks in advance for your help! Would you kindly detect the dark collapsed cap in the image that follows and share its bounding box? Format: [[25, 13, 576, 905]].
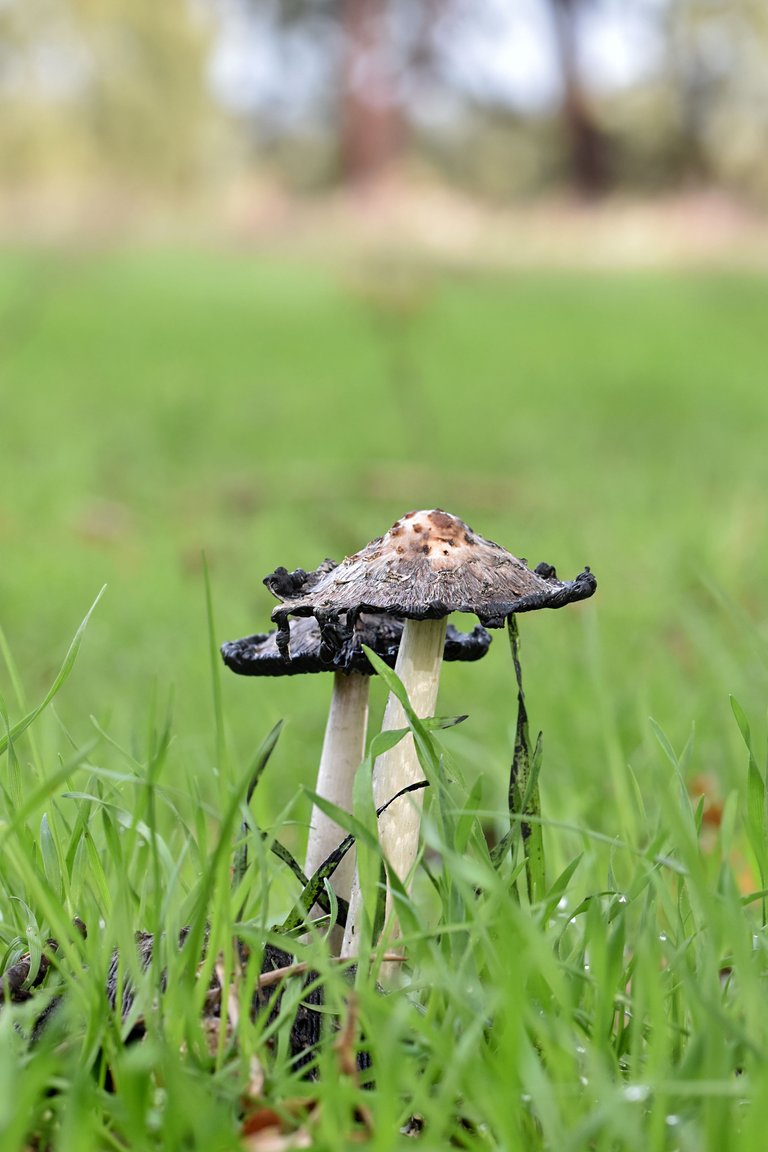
[[266, 509, 596, 657], [221, 613, 491, 677]]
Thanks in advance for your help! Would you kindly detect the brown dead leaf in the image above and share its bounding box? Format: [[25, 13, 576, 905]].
[[333, 994, 374, 1138], [688, 774, 724, 829], [241, 1100, 318, 1151], [241, 1120, 313, 1151], [333, 992, 360, 1080]]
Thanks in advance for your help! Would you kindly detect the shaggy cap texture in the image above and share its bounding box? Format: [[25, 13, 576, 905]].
[[266, 509, 596, 658]]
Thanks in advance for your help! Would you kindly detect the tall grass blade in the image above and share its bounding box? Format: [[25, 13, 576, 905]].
[[202, 555, 227, 785], [0, 586, 106, 758], [232, 720, 284, 899], [731, 695, 767, 917], [506, 616, 546, 902]]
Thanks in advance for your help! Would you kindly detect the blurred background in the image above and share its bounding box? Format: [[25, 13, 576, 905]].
[[2, 0, 768, 860], [4, 0, 768, 242]]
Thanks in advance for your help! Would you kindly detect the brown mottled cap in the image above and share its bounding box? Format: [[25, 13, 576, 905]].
[[266, 509, 595, 656], [221, 613, 491, 677]]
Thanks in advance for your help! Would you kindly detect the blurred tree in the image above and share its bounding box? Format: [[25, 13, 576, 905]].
[[661, 0, 768, 198], [5, 0, 768, 207], [547, 0, 611, 195], [71, 0, 218, 188], [338, 0, 402, 187], [270, 0, 410, 187], [264, 0, 616, 194], [0, 0, 221, 192]]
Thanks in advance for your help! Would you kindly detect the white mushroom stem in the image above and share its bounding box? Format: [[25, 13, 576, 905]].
[[305, 670, 369, 951], [342, 616, 447, 959]]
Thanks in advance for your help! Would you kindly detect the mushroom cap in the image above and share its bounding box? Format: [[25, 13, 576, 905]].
[[221, 613, 491, 677], [267, 509, 596, 643]]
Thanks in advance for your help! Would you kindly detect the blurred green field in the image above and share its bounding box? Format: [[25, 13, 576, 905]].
[[1, 246, 767, 854]]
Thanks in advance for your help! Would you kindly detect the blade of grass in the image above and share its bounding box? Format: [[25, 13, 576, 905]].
[[0, 624, 42, 770], [506, 616, 546, 903], [0, 586, 106, 758], [202, 555, 227, 793], [731, 695, 767, 922], [232, 720, 284, 899]]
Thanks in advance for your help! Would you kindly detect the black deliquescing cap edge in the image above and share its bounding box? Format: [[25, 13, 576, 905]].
[[221, 619, 492, 677]]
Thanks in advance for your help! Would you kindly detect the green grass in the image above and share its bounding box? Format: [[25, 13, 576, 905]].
[[1, 246, 768, 1149]]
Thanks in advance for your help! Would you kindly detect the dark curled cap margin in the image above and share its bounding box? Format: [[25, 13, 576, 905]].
[[266, 510, 597, 651], [221, 613, 492, 677]]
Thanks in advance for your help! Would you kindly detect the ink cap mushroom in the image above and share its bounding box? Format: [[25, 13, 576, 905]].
[[267, 509, 596, 957], [222, 596, 491, 952]]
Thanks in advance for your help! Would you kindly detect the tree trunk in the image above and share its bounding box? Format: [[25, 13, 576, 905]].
[[550, 0, 610, 197], [340, 0, 403, 187]]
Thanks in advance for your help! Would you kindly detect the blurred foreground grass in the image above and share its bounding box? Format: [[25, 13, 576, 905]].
[[1, 246, 767, 855]]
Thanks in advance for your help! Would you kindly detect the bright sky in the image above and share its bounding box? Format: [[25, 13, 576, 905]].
[[209, 0, 665, 117]]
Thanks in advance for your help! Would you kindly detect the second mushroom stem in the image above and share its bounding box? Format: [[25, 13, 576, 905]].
[[305, 670, 370, 952], [342, 615, 447, 959]]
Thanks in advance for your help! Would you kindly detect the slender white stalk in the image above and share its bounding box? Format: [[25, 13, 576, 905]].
[[342, 616, 447, 959], [305, 670, 369, 952]]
